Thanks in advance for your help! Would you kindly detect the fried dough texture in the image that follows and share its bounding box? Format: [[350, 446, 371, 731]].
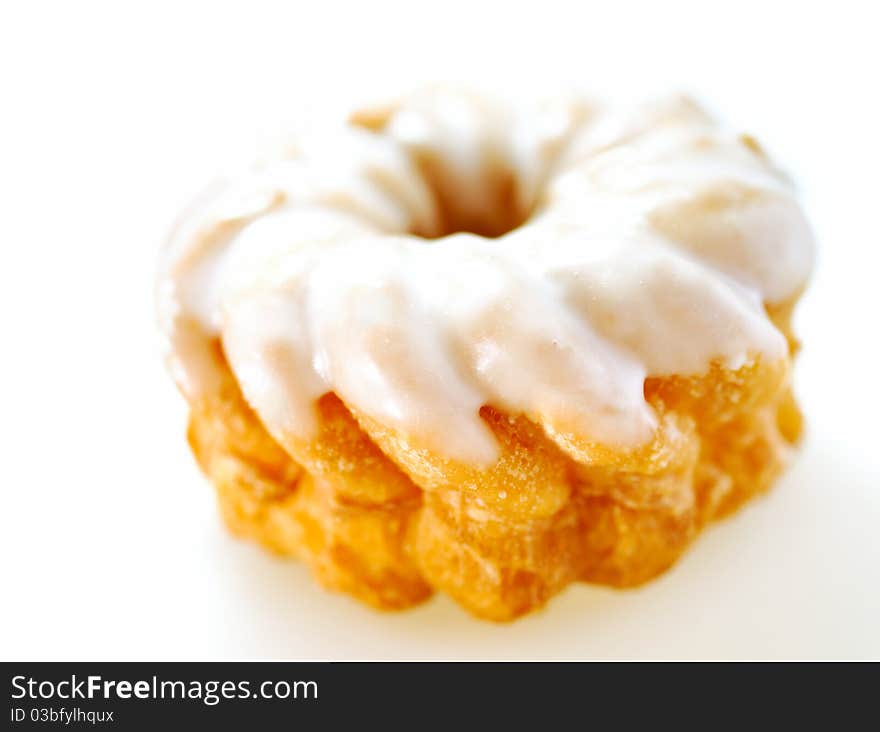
[[187, 310, 801, 621]]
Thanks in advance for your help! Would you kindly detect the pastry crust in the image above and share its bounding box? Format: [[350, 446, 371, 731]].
[[188, 325, 800, 620], [163, 90, 812, 621]]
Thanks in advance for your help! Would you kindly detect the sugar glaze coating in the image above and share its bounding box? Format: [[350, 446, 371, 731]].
[[157, 90, 814, 467]]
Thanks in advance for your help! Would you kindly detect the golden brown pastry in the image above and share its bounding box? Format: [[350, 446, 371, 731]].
[[158, 89, 813, 620]]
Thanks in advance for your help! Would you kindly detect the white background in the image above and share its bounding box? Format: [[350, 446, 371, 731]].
[[2, 1, 878, 660]]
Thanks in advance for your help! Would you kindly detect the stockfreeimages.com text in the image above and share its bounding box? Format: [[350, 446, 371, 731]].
[[10, 675, 317, 706]]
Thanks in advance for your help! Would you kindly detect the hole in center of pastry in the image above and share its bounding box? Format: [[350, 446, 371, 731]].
[[414, 161, 532, 240], [350, 108, 533, 241]]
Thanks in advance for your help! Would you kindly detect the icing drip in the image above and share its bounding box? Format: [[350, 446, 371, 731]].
[[157, 90, 815, 465]]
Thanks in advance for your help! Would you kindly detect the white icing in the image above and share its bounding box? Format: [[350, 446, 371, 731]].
[[157, 89, 815, 466]]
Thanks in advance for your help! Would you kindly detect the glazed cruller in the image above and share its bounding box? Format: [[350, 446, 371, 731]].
[[157, 88, 814, 620]]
